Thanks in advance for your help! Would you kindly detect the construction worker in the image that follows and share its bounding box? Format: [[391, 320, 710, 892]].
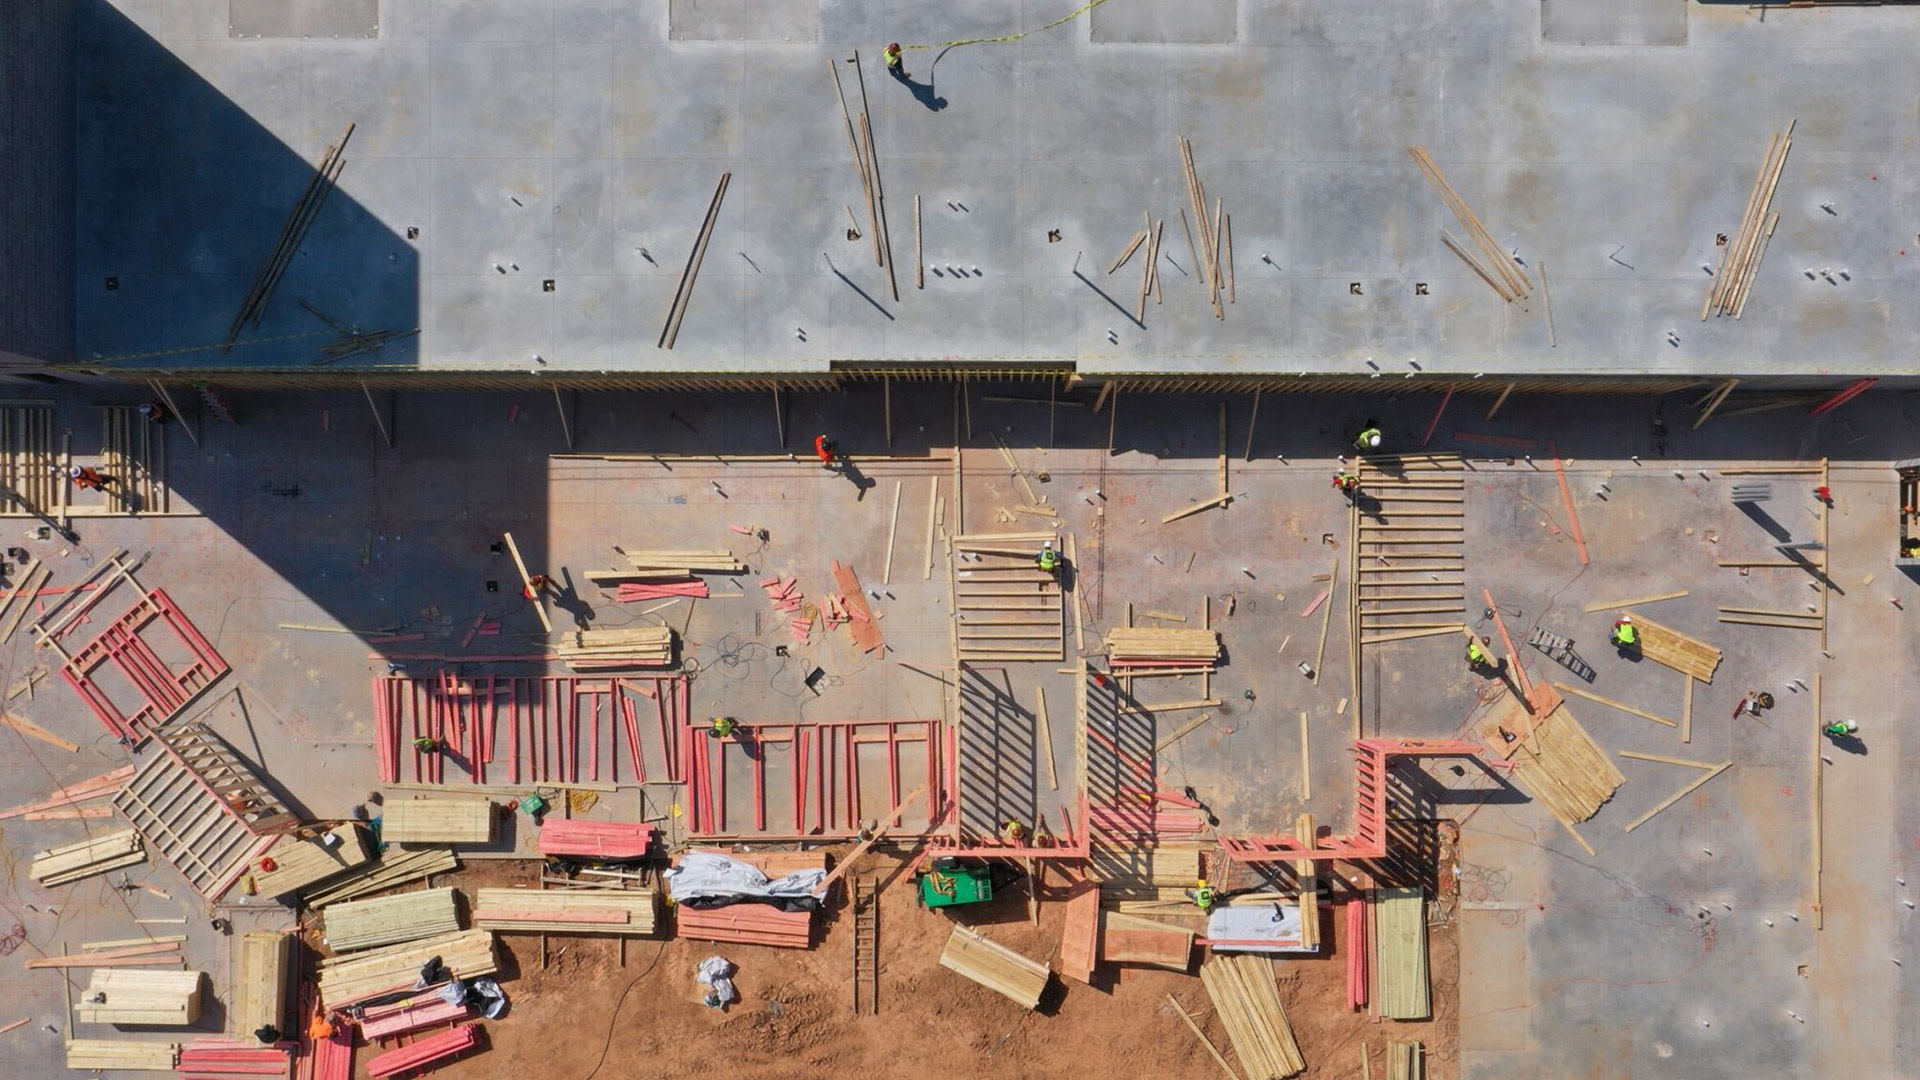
[[1611, 615, 1638, 649], [524, 573, 552, 599], [1188, 879, 1217, 914], [814, 434, 837, 469], [708, 716, 737, 740], [1001, 819, 1027, 843], [883, 43, 909, 79], [1353, 419, 1382, 452], [1823, 719, 1859, 739], [1465, 636, 1492, 671], [68, 465, 109, 491], [1036, 540, 1060, 575], [307, 1012, 335, 1041], [137, 401, 168, 424], [1332, 472, 1360, 499], [411, 736, 439, 753], [1813, 485, 1833, 506]]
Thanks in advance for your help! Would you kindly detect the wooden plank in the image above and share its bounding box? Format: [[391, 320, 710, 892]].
[[1581, 590, 1688, 613], [1163, 492, 1233, 524], [1551, 682, 1677, 727], [0, 710, 77, 752], [1361, 625, 1464, 646], [883, 480, 901, 585], [1036, 686, 1057, 791], [1166, 993, 1244, 1080], [1681, 677, 1693, 745], [502, 532, 552, 634], [1618, 751, 1719, 769], [1622, 761, 1733, 833], [1155, 712, 1214, 753]]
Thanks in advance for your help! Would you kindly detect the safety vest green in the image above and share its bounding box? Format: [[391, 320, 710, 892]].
[[1466, 641, 1487, 664], [1355, 428, 1382, 449], [1615, 624, 1637, 645]]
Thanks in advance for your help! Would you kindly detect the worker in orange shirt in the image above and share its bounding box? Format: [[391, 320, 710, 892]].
[[68, 465, 110, 491], [815, 435, 838, 469]]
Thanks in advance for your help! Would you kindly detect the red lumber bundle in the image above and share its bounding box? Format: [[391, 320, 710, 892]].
[[535, 818, 656, 859], [676, 903, 812, 949], [761, 575, 803, 613], [1347, 898, 1368, 1011], [357, 990, 473, 1040], [177, 1039, 293, 1077], [366, 1023, 480, 1078], [1059, 882, 1100, 984], [614, 579, 709, 602]]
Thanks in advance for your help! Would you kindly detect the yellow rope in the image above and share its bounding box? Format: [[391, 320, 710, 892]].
[[905, 0, 1119, 50]]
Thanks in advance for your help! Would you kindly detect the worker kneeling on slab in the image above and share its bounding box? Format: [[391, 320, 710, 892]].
[[1611, 615, 1639, 655]]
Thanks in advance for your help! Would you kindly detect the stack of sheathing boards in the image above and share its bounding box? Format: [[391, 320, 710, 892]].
[[1510, 706, 1623, 825], [1099, 911, 1195, 971], [232, 932, 293, 1038], [30, 829, 145, 885], [1199, 954, 1305, 1080], [1627, 614, 1722, 682], [555, 626, 676, 669], [316, 929, 497, 1008], [676, 902, 811, 948], [938, 925, 1049, 1009], [1375, 887, 1430, 1020], [1088, 843, 1202, 901], [381, 798, 495, 844], [1386, 1040, 1424, 1080], [472, 887, 659, 935], [251, 826, 374, 897], [304, 847, 458, 906], [323, 887, 463, 951], [75, 969, 203, 1025], [66, 1039, 178, 1070], [1104, 627, 1221, 663], [621, 549, 745, 575]]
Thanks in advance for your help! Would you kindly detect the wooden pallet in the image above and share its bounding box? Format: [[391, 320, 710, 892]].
[[938, 924, 1049, 1009], [66, 1038, 178, 1071], [315, 929, 497, 1008], [1104, 627, 1221, 663], [303, 848, 458, 908], [676, 902, 810, 948], [1099, 911, 1194, 971], [252, 825, 373, 898], [851, 878, 879, 1015], [1387, 1039, 1424, 1080], [1375, 888, 1430, 1020], [323, 888, 462, 951], [536, 819, 656, 860], [1058, 881, 1100, 984], [953, 533, 1064, 661], [111, 721, 293, 901], [1472, 699, 1622, 828], [1199, 953, 1305, 1079]]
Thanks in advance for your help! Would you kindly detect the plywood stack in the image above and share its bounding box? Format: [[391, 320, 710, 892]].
[[472, 887, 659, 935], [1105, 627, 1221, 665], [1089, 843, 1203, 901], [251, 827, 372, 898], [1198, 954, 1305, 1079], [1099, 911, 1195, 971], [231, 932, 293, 1039], [554, 627, 677, 670], [322, 887, 463, 951], [953, 533, 1064, 662], [30, 829, 144, 885], [617, 549, 746, 576], [1474, 701, 1623, 827], [315, 929, 497, 1008], [938, 924, 1050, 1009], [380, 798, 496, 845], [1386, 1039, 1424, 1080], [1623, 614, 1722, 683], [303, 848, 457, 907], [66, 1039, 178, 1070], [676, 902, 809, 948], [1375, 887, 1430, 1020], [536, 819, 655, 860], [75, 969, 203, 1025]]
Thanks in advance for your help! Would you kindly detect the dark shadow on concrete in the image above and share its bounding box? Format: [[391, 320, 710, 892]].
[[1736, 500, 1794, 543]]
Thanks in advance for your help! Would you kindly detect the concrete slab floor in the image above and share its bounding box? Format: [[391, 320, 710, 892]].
[[64, 0, 1920, 377], [0, 382, 1912, 1078]]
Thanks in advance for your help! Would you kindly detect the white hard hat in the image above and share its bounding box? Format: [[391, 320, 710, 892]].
[[1366, 433, 1381, 447]]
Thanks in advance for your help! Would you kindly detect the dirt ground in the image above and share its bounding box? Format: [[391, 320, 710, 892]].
[[399, 852, 1457, 1080]]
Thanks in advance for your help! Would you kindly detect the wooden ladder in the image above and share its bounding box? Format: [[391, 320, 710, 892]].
[[851, 878, 878, 1015]]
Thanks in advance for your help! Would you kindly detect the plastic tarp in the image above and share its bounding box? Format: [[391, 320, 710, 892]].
[[1206, 903, 1316, 954], [663, 850, 828, 911]]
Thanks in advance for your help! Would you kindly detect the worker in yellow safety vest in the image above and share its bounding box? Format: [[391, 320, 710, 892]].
[[1612, 615, 1638, 649], [708, 716, 737, 740], [1353, 419, 1383, 451], [1466, 637, 1492, 671], [1187, 880, 1217, 913]]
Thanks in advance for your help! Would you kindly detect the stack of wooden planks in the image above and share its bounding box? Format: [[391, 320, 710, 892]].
[[1704, 121, 1795, 320], [176, 1039, 292, 1077], [30, 828, 144, 885], [232, 932, 293, 1039], [322, 887, 463, 951], [939, 924, 1050, 1009], [0, 764, 133, 820], [304, 848, 457, 907], [252, 826, 373, 898], [1059, 882, 1100, 984], [536, 819, 655, 860], [66, 1039, 178, 1071], [1474, 698, 1622, 828], [555, 627, 677, 670], [26, 938, 183, 970], [1199, 954, 1305, 1079], [1375, 887, 1430, 1020], [380, 798, 496, 845], [357, 986, 473, 1039], [1408, 146, 1530, 302], [1105, 627, 1221, 665], [953, 533, 1064, 662], [617, 549, 745, 576], [1176, 136, 1229, 320], [676, 902, 809, 948], [75, 968, 203, 1025], [473, 887, 659, 935], [366, 1022, 480, 1079], [315, 929, 497, 1008], [1386, 1039, 1424, 1080], [1100, 911, 1195, 971], [611, 579, 708, 602], [1626, 614, 1723, 682]]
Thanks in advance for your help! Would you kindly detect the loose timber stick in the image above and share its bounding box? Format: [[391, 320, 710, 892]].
[[1037, 687, 1057, 791], [1553, 682, 1676, 727], [659, 171, 731, 349], [860, 110, 900, 301], [1108, 230, 1149, 275], [1223, 212, 1235, 304], [1166, 994, 1243, 1080], [1622, 761, 1732, 833], [915, 194, 924, 289]]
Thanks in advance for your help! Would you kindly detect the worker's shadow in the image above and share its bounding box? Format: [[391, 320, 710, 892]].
[[1736, 501, 1793, 543], [1827, 733, 1869, 757], [892, 63, 947, 111], [837, 460, 879, 501], [553, 569, 595, 631]]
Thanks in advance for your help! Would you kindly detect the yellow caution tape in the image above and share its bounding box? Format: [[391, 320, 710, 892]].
[[905, 0, 1118, 50]]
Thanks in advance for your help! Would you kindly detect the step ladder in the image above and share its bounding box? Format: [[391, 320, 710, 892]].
[[194, 383, 237, 425], [1526, 626, 1595, 683], [851, 878, 879, 1015]]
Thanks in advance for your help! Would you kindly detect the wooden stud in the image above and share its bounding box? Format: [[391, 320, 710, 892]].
[[1622, 761, 1732, 833], [1552, 682, 1677, 727], [1036, 687, 1057, 791]]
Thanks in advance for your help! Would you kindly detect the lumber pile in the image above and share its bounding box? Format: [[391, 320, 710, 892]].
[[688, 848, 826, 876], [938, 924, 1050, 1010], [366, 1022, 481, 1079], [611, 579, 708, 602], [953, 533, 1064, 662], [1626, 614, 1723, 683], [380, 798, 496, 845], [617, 549, 745, 576], [1176, 137, 1228, 320], [357, 986, 473, 1039], [829, 560, 887, 654], [315, 929, 497, 1008], [1704, 121, 1794, 320], [1198, 954, 1305, 1079], [1408, 146, 1530, 302], [0, 764, 133, 820], [176, 1039, 292, 1077], [554, 626, 677, 670], [75, 969, 203, 1025], [322, 887, 463, 952], [1375, 887, 1430, 1020], [473, 887, 659, 935], [66, 1039, 178, 1071], [1387, 1039, 1424, 1080], [251, 826, 373, 898], [1479, 702, 1622, 826], [26, 939, 182, 969], [303, 847, 457, 907], [536, 818, 656, 860], [1059, 882, 1100, 984], [675, 902, 809, 948], [232, 932, 293, 1040], [30, 828, 144, 885], [1105, 627, 1221, 665], [1099, 911, 1195, 971], [1089, 843, 1203, 901]]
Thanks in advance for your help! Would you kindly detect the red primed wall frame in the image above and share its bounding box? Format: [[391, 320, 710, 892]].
[[1218, 738, 1483, 863], [58, 588, 228, 743]]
